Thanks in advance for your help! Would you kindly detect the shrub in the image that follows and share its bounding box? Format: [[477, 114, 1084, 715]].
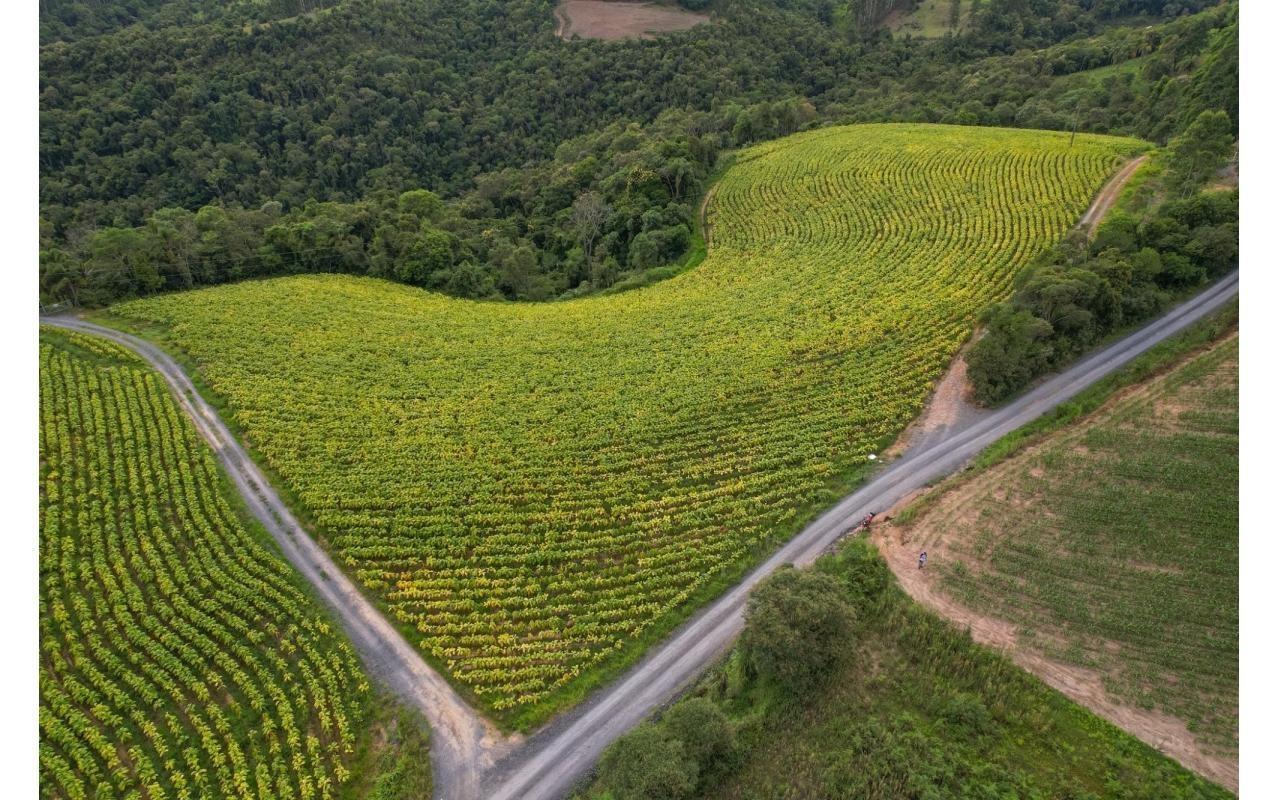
[[598, 723, 696, 800], [663, 698, 736, 779], [742, 566, 855, 694]]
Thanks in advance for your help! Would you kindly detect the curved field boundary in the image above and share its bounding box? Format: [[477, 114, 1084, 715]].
[[45, 269, 1236, 800], [38, 316, 512, 800], [482, 270, 1239, 800], [112, 125, 1146, 722]]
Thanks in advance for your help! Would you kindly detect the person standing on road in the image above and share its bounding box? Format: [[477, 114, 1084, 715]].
[[918, 551, 927, 569]]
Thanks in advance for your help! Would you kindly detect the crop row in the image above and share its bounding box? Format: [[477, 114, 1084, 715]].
[[116, 124, 1147, 715], [39, 330, 370, 799]]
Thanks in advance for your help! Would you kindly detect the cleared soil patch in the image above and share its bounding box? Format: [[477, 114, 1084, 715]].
[[556, 1, 709, 40], [877, 334, 1239, 791]]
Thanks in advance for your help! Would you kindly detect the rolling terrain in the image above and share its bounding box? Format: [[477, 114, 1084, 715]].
[[49, 271, 1239, 800], [883, 330, 1239, 788], [649, 541, 1231, 800], [107, 124, 1146, 726]]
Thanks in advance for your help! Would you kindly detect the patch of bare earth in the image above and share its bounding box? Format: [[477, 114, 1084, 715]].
[[884, 334, 984, 459], [556, 1, 710, 41], [874, 523, 1238, 792], [870, 335, 1241, 792]]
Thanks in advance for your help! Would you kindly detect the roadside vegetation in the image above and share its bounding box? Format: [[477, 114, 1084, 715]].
[[38, 328, 431, 799], [582, 540, 1231, 799], [968, 109, 1238, 404], [105, 124, 1142, 726], [901, 333, 1238, 755]]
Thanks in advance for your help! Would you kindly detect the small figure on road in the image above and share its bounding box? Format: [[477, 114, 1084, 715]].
[[918, 551, 927, 569], [862, 511, 875, 529]]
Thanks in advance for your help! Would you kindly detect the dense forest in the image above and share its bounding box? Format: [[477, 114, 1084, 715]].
[[39, 0, 1236, 307]]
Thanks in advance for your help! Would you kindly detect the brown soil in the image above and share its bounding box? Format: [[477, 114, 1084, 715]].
[[871, 333, 1241, 792], [1080, 155, 1149, 236], [555, 1, 709, 40], [874, 526, 1238, 791], [884, 335, 983, 458]]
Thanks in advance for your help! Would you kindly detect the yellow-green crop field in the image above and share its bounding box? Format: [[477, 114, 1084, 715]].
[[39, 329, 372, 799], [113, 124, 1147, 722]]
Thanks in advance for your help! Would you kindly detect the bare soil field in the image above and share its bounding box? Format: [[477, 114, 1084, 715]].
[[556, 1, 709, 40]]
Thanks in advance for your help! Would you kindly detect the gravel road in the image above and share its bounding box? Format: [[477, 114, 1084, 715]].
[[481, 270, 1239, 800], [38, 316, 513, 800], [39, 150, 1226, 800]]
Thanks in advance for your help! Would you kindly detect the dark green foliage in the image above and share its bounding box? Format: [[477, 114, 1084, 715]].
[[585, 538, 1231, 799], [597, 723, 697, 800], [742, 566, 856, 695], [821, 534, 891, 609], [969, 306, 1055, 404], [1183, 19, 1238, 129], [969, 179, 1237, 405], [1168, 110, 1236, 196], [595, 696, 736, 799], [39, 2, 1238, 308], [662, 698, 737, 780]]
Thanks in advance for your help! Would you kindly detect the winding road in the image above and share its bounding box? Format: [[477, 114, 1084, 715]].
[[480, 269, 1239, 800], [40, 153, 1234, 800], [39, 316, 513, 800], [42, 269, 1237, 799]]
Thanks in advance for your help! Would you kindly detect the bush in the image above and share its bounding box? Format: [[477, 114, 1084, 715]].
[[825, 538, 889, 610], [968, 306, 1054, 405], [598, 723, 696, 800], [941, 693, 994, 736], [663, 698, 736, 779], [742, 566, 855, 694]]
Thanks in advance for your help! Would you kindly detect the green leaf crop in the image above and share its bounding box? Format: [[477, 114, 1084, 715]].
[[39, 329, 371, 799], [114, 124, 1147, 719]]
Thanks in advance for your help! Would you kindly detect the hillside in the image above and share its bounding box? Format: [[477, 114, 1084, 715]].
[[580, 540, 1232, 800], [38, 328, 431, 799], [39, 2, 1236, 307], [881, 327, 1239, 787], [102, 124, 1144, 726]]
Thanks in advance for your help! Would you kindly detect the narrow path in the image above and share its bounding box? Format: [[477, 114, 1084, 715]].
[[482, 272, 1239, 800], [553, 2, 569, 39], [698, 183, 717, 249], [38, 317, 516, 800], [1080, 154, 1149, 235]]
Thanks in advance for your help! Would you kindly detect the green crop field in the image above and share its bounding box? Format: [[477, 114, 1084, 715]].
[[685, 543, 1231, 800], [906, 335, 1239, 754], [38, 329, 377, 800], [110, 124, 1146, 723]]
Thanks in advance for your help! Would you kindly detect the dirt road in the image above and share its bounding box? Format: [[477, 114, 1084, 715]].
[[481, 271, 1238, 800], [1080, 154, 1149, 235], [41, 151, 1212, 800], [39, 317, 516, 800]]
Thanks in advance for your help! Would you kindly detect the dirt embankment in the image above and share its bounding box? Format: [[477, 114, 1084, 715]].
[[555, 1, 709, 41], [870, 335, 1241, 793]]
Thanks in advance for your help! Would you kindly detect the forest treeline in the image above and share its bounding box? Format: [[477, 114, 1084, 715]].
[[39, 0, 1235, 307], [968, 109, 1238, 404]]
